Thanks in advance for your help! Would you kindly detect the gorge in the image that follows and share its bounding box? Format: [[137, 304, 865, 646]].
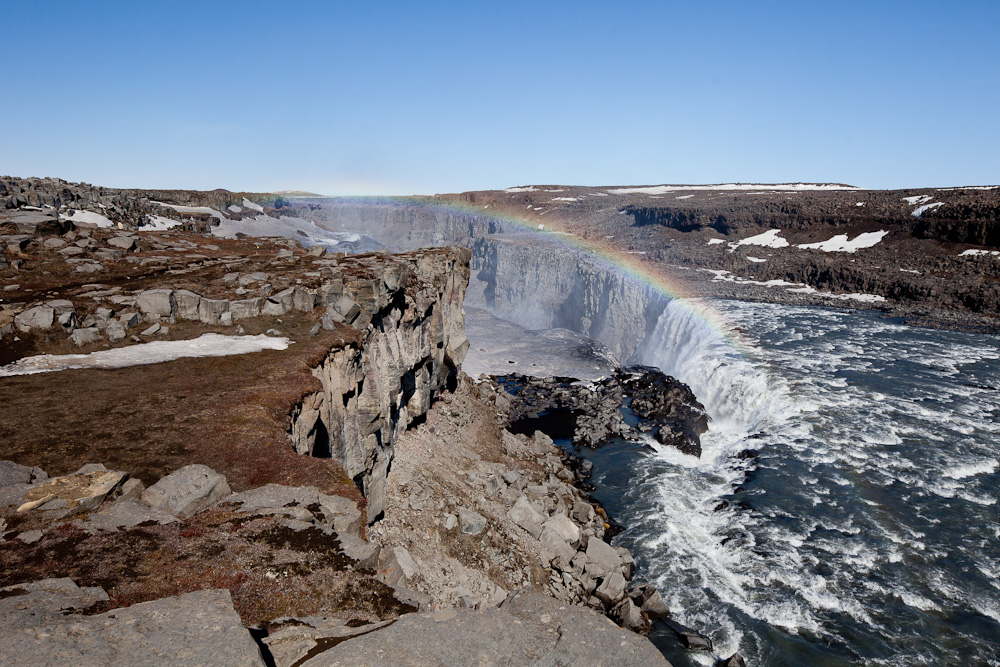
[[2, 177, 999, 665]]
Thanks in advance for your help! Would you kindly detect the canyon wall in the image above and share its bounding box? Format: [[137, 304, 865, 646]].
[[307, 204, 665, 363], [289, 247, 471, 522]]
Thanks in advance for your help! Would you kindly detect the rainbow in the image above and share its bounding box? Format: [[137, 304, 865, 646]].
[[331, 194, 750, 358]]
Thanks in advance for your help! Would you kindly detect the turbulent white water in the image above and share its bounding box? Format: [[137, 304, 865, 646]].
[[586, 298, 1000, 666]]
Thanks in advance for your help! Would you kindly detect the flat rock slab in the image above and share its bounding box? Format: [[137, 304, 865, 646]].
[[16, 465, 126, 518], [294, 587, 670, 666], [0, 586, 266, 667], [225, 483, 361, 539], [74, 498, 179, 533], [0, 578, 109, 632]]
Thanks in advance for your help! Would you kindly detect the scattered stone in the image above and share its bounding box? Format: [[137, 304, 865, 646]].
[[140, 464, 231, 518], [458, 508, 487, 535], [141, 323, 161, 336], [70, 327, 102, 346]]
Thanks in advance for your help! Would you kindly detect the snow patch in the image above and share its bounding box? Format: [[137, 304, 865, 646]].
[[228, 205, 243, 213], [551, 197, 579, 202], [153, 202, 227, 221], [59, 209, 114, 228], [504, 186, 538, 193], [139, 216, 183, 231], [902, 195, 932, 206], [912, 202, 944, 218], [0, 334, 291, 377], [959, 249, 1000, 257], [242, 197, 264, 213], [732, 229, 790, 249], [707, 238, 726, 245], [675, 194, 695, 199], [798, 230, 888, 253], [747, 256, 767, 263]]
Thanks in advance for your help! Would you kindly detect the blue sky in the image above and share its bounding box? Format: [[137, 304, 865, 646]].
[[2, 1, 997, 194]]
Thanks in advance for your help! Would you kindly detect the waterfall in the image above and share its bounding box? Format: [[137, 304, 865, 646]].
[[636, 299, 794, 462]]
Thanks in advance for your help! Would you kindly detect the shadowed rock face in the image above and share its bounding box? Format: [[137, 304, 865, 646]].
[[288, 248, 471, 523]]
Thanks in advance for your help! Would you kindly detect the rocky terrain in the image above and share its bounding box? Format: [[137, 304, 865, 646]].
[[9, 173, 994, 665], [0, 180, 738, 666]]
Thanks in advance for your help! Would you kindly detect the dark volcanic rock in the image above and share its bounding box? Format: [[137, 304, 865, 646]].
[[499, 366, 708, 456]]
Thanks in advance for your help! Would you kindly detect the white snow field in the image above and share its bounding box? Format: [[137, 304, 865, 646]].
[[0, 334, 291, 377]]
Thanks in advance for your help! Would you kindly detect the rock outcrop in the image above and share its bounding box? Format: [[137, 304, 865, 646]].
[[501, 367, 709, 455], [0, 581, 266, 667], [269, 587, 669, 667], [287, 248, 471, 523]]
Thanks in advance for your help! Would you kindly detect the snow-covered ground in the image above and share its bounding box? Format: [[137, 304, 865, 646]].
[[960, 249, 1000, 257], [0, 334, 291, 377]]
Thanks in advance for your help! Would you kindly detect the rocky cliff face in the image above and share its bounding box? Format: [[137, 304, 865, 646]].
[[289, 248, 471, 522], [464, 237, 663, 362]]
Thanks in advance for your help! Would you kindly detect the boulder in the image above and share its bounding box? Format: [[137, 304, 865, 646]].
[[543, 513, 581, 545], [106, 236, 136, 251], [507, 495, 544, 538], [585, 537, 621, 578], [292, 285, 316, 312], [719, 653, 747, 667], [572, 498, 595, 523], [458, 508, 487, 535], [595, 571, 628, 606], [225, 484, 362, 540], [198, 298, 229, 325], [261, 287, 294, 316], [105, 320, 126, 342], [135, 289, 175, 319], [629, 583, 671, 619], [662, 618, 713, 651], [141, 464, 231, 518], [0, 460, 47, 487], [612, 597, 650, 635], [297, 587, 670, 666], [173, 289, 202, 320], [230, 297, 263, 321], [70, 327, 102, 346], [14, 304, 54, 331], [539, 526, 576, 562]]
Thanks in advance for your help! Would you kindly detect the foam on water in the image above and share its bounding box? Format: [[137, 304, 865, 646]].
[[602, 298, 1000, 665]]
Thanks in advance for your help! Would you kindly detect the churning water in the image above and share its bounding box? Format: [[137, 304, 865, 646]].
[[582, 299, 1000, 666]]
